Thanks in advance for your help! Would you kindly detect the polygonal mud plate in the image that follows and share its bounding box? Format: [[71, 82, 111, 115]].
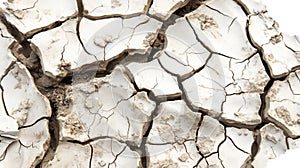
[[146, 100, 202, 167], [82, 0, 150, 17], [44, 139, 140, 168], [0, 55, 51, 167], [264, 70, 300, 138], [196, 116, 225, 156], [248, 14, 300, 78], [219, 127, 253, 168], [1, 0, 77, 35], [31, 15, 162, 77], [252, 123, 288, 168], [149, 0, 189, 20], [57, 65, 156, 147], [126, 59, 182, 99], [186, 0, 257, 60], [158, 17, 211, 78], [182, 53, 269, 126]]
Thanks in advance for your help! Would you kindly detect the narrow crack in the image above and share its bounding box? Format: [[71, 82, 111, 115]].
[[108, 145, 127, 168], [140, 100, 159, 168], [217, 128, 227, 168], [25, 15, 76, 40], [89, 144, 93, 168], [285, 136, 290, 149], [227, 136, 249, 154], [157, 58, 207, 114], [0, 61, 16, 118], [204, 4, 232, 18], [18, 117, 51, 129], [8, 0, 39, 12]]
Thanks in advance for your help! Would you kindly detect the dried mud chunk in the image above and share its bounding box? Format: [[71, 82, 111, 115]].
[[248, 14, 300, 78], [147, 100, 202, 167], [252, 124, 287, 168], [91, 139, 140, 167], [79, 15, 162, 61], [42, 142, 91, 168], [221, 93, 262, 127], [264, 70, 300, 138], [82, 0, 149, 17], [219, 127, 253, 168], [183, 54, 268, 124], [1, 0, 77, 34], [2, 63, 51, 125], [127, 59, 182, 99], [287, 138, 300, 149], [0, 119, 50, 168], [196, 116, 225, 155], [30, 19, 82, 77], [31, 15, 162, 77], [0, 60, 51, 168], [248, 14, 280, 46], [148, 141, 201, 168], [147, 100, 201, 144], [57, 65, 156, 145], [149, 0, 190, 20], [186, 0, 256, 60], [158, 17, 211, 77]]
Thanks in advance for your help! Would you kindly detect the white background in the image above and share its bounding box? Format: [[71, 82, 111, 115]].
[[262, 0, 300, 36]]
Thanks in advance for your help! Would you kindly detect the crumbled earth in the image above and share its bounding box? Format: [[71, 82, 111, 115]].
[[0, 0, 299, 167]]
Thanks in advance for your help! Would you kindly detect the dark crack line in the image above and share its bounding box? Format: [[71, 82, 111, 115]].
[[108, 145, 127, 168], [18, 117, 51, 129], [217, 129, 227, 168], [233, 0, 251, 16], [205, 4, 232, 18], [157, 58, 207, 113], [228, 17, 237, 32], [15, 12, 76, 41], [193, 114, 206, 167], [164, 51, 194, 69], [186, 17, 214, 53], [193, 157, 205, 168], [145, 0, 154, 14], [285, 136, 290, 149], [0, 61, 16, 119], [76, 0, 84, 17], [89, 144, 93, 168], [75, 17, 98, 60], [9, 0, 39, 12], [227, 136, 249, 154], [147, 138, 195, 145], [68, 136, 131, 146], [83, 12, 141, 21]]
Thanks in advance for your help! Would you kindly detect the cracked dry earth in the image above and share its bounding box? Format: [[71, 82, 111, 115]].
[[0, 0, 300, 167]]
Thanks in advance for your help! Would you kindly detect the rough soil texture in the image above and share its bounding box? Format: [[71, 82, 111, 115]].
[[0, 0, 300, 168]]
